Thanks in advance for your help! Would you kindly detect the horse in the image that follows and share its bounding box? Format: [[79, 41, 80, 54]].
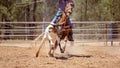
[[35, 2, 74, 57]]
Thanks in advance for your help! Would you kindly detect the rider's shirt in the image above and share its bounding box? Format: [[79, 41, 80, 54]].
[[58, 0, 74, 11]]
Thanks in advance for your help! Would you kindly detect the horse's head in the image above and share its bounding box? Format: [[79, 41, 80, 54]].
[[55, 2, 74, 31], [64, 2, 74, 16]]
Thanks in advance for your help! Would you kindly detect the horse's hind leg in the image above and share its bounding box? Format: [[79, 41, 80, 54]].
[[48, 47, 55, 57], [48, 40, 58, 57], [48, 40, 54, 57], [48, 48, 54, 57]]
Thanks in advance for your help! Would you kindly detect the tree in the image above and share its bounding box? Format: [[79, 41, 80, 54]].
[[0, 0, 120, 21], [73, 0, 120, 21], [33, 0, 37, 21]]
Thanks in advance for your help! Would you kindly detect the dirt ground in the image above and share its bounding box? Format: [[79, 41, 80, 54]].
[[0, 42, 120, 68]]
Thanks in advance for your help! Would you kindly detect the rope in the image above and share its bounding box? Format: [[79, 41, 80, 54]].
[[33, 32, 45, 43]]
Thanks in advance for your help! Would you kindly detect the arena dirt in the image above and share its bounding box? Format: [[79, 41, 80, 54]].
[[0, 44, 120, 68]]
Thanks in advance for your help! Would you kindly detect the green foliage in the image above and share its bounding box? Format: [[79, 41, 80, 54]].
[[0, 0, 43, 21], [73, 0, 120, 21], [0, 0, 15, 21], [0, 0, 120, 21]]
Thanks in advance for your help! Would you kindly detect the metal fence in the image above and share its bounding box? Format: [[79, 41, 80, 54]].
[[0, 21, 120, 46], [72, 21, 120, 46]]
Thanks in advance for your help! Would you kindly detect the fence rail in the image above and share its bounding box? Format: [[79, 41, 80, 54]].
[[0, 21, 120, 46]]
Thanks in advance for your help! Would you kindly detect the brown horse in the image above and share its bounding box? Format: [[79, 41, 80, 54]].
[[36, 2, 74, 57]]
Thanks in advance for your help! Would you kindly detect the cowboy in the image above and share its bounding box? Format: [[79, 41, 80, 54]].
[[51, 0, 74, 41]]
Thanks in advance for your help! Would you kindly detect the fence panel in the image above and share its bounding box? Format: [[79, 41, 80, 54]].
[[0, 21, 120, 45]]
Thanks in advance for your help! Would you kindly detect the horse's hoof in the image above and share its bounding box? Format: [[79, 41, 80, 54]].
[[50, 45, 54, 50], [51, 47, 54, 50], [61, 49, 65, 53]]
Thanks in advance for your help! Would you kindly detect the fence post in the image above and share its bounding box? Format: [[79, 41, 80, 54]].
[[110, 21, 113, 46], [105, 23, 108, 46]]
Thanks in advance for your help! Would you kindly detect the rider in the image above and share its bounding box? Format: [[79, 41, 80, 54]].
[[50, 0, 74, 41]]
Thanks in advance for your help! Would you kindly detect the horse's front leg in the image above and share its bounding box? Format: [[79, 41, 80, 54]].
[[62, 39, 67, 53], [60, 36, 68, 53]]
